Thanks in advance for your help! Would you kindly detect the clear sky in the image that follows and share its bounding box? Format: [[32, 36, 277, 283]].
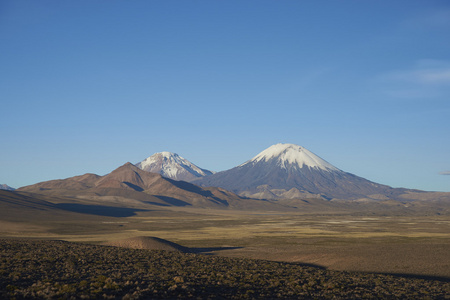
[[1, 0, 449, 192]]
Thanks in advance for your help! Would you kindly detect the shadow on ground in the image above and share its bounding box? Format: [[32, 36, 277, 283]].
[[373, 272, 450, 283], [55, 203, 149, 217], [190, 247, 328, 270], [190, 246, 244, 254], [153, 196, 192, 207]]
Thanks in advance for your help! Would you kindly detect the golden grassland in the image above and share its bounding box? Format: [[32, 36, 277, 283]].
[[2, 207, 450, 278]]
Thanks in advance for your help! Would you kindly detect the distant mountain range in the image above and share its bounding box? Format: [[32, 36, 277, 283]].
[[135, 152, 214, 182], [12, 143, 450, 211], [17, 162, 273, 209], [0, 184, 15, 191], [6, 143, 450, 216], [193, 143, 413, 200]]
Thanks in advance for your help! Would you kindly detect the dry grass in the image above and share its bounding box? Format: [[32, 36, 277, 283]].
[[103, 236, 190, 252], [1, 206, 450, 278]]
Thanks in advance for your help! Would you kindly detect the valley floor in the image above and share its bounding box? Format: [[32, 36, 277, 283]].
[[1, 206, 450, 279]]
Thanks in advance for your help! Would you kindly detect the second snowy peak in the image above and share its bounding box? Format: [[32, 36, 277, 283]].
[[135, 152, 214, 182]]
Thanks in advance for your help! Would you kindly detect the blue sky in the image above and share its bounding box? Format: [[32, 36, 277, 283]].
[[1, 0, 449, 192]]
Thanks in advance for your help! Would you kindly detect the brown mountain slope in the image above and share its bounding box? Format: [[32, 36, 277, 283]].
[[18, 163, 255, 209], [23, 173, 100, 191]]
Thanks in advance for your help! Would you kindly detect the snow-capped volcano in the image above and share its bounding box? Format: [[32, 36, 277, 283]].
[[194, 143, 398, 200], [243, 143, 339, 171], [135, 152, 214, 182]]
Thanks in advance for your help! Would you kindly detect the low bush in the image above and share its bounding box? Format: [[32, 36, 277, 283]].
[[0, 239, 448, 299]]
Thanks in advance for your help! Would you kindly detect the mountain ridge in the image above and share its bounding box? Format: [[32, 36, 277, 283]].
[[17, 162, 261, 209], [13, 144, 449, 206]]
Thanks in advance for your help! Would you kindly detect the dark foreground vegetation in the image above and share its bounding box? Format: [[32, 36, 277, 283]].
[[1, 239, 449, 299]]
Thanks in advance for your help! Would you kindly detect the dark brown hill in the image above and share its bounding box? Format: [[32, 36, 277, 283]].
[[0, 190, 114, 221], [0, 188, 157, 221], [0, 190, 59, 221]]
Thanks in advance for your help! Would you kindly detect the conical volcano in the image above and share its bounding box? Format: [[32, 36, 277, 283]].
[[245, 143, 339, 171], [194, 143, 398, 200]]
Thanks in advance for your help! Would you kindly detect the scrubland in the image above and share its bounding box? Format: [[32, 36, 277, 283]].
[[1, 239, 449, 299]]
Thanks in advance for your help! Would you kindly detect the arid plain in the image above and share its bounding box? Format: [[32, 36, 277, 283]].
[[2, 190, 449, 280]]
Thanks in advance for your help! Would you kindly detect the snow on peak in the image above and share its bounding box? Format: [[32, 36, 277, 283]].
[[248, 143, 339, 171], [135, 152, 213, 180]]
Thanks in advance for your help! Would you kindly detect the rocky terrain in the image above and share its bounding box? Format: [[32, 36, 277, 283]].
[[1, 239, 449, 299]]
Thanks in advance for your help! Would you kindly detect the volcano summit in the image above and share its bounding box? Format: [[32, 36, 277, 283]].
[[135, 152, 214, 182], [193, 143, 404, 200]]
